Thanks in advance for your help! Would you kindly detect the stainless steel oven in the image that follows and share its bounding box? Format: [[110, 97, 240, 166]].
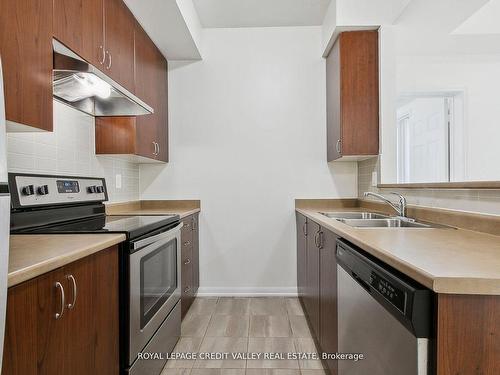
[[6, 172, 183, 375], [128, 222, 183, 373]]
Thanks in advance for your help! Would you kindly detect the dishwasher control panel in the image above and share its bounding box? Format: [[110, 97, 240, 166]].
[[370, 272, 406, 313]]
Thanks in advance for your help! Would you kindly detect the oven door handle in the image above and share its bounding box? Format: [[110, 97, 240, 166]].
[[132, 223, 183, 251]]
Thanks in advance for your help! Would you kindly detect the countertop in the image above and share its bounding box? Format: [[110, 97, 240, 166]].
[[297, 207, 500, 295], [8, 234, 126, 288], [8, 200, 200, 288], [105, 200, 201, 219]]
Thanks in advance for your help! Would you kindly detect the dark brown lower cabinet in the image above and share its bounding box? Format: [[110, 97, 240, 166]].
[[305, 220, 321, 340], [181, 213, 200, 318], [296, 213, 338, 375], [2, 246, 119, 375], [320, 229, 339, 375], [296, 213, 307, 303], [297, 213, 499, 375], [436, 294, 500, 375]]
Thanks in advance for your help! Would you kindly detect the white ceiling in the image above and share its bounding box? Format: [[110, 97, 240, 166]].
[[453, 0, 500, 35], [124, 0, 202, 60], [192, 0, 332, 28]]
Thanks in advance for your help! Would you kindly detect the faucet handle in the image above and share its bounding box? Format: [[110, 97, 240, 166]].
[[389, 192, 407, 216]]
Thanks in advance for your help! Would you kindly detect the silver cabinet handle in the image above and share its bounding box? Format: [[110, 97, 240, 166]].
[[336, 139, 342, 154], [184, 258, 191, 265], [184, 286, 191, 293], [156, 142, 160, 156], [66, 274, 77, 310], [314, 230, 323, 249], [152, 141, 157, 155], [99, 45, 105, 64], [191, 216, 197, 231], [55, 282, 65, 320], [302, 221, 307, 236], [106, 50, 112, 69], [184, 241, 191, 247]]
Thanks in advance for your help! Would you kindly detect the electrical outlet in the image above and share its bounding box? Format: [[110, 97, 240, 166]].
[[116, 174, 122, 189], [371, 171, 378, 187]]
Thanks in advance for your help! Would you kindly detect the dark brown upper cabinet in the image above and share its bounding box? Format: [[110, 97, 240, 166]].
[[95, 21, 168, 163], [53, 0, 105, 69], [104, 0, 135, 92], [0, 0, 53, 131], [326, 31, 379, 161], [53, 0, 135, 93], [134, 21, 169, 162]]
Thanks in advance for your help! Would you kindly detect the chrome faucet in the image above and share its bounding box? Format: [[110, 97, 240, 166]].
[[364, 192, 407, 218]]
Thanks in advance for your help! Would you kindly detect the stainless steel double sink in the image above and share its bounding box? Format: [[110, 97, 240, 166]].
[[320, 212, 440, 228]]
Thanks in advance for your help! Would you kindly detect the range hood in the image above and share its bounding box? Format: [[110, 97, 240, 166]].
[[52, 40, 153, 117]]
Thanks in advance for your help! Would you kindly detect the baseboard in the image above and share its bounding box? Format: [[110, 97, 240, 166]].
[[196, 287, 298, 297]]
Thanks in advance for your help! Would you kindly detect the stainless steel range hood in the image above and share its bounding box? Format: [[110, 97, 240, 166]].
[[52, 40, 153, 117]]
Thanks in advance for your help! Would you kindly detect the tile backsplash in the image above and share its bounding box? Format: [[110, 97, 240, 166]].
[[358, 157, 500, 216], [7, 101, 139, 202]]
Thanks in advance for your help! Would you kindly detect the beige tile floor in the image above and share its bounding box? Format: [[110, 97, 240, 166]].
[[161, 297, 329, 375]]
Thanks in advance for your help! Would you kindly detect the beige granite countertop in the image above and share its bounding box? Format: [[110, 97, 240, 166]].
[[105, 200, 201, 219], [297, 205, 500, 295], [8, 234, 126, 288]]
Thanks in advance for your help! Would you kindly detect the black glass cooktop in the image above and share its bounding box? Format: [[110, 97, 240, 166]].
[[15, 214, 180, 240]]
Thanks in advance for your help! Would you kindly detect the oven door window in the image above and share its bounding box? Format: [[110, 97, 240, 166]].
[[140, 238, 177, 329]]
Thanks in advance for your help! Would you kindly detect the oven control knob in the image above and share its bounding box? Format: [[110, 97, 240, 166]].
[[22, 185, 35, 196], [96, 186, 104, 193], [37, 185, 49, 195], [87, 186, 97, 193]]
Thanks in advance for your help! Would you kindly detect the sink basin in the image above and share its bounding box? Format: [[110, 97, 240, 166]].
[[320, 212, 388, 220], [337, 218, 434, 228]]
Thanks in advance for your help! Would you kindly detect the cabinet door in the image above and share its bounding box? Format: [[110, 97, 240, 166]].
[[154, 54, 169, 162], [134, 22, 159, 159], [104, 0, 135, 92], [192, 214, 200, 295], [305, 220, 321, 339], [1, 248, 119, 375], [296, 213, 307, 303], [90, 246, 120, 374], [63, 256, 95, 375], [0, 0, 53, 131], [2, 268, 68, 375], [320, 229, 339, 375], [63, 246, 119, 375], [326, 39, 341, 161], [53, 0, 105, 68], [339, 31, 379, 157]]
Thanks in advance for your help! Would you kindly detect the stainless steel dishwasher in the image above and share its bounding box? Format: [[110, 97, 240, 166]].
[[336, 239, 434, 375]]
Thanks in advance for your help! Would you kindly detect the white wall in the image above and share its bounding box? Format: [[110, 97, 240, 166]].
[[140, 27, 358, 296], [7, 101, 140, 202]]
